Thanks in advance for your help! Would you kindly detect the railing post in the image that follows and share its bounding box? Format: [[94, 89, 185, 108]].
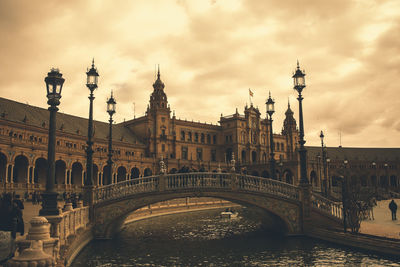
[[299, 183, 312, 232], [159, 174, 166, 192], [230, 173, 238, 191]]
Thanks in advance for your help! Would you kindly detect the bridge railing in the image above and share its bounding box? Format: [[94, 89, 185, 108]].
[[94, 176, 159, 203], [94, 172, 300, 204], [58, 205, 90, 247], [164, 172, 231, 190], [311, 193, 342, 219], [237, 174, 300, 200]]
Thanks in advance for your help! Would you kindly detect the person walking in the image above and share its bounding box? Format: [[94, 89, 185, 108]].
[[389, 199, 397, 220]]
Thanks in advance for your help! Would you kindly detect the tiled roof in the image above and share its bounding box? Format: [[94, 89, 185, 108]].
[[0, 97, 143, 145], [306, 146, 400, 162]]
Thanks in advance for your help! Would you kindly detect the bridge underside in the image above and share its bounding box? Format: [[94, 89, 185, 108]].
[[93, 190, 302, 239]]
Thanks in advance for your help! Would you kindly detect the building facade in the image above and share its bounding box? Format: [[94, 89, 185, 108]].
[[0, 70, 399, 197]]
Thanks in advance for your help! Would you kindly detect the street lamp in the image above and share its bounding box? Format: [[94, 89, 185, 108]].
[[40, 68, 65, 216], [106, 91, 116, 185], [320, 130, 328, 196], [266, 91, 276, 180], [372, 162, 377, 195], [326, 158, 331, 195], [342, 159, 349, 232], [85, 59, 99, 187], [292, 61, 308, 184]]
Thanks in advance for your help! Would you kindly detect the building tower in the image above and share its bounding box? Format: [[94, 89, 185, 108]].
[[146, 67, 171, 158], [282, 101, 298, 160]]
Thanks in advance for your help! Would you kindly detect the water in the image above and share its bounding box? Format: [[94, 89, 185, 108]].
[[72, 208, 400, 266]]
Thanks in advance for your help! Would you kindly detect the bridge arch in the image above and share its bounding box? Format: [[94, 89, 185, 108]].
[[94, 191, 300, 239], [93, 173, 304, 239]]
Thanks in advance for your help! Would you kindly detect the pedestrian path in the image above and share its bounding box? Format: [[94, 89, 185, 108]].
[[360, 199, 400, 239]]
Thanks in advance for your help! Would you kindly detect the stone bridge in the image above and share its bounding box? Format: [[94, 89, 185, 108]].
[[92, 172, 343, 238]]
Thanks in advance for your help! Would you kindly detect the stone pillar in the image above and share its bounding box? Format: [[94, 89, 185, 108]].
[[64, 169, 67, 186], [10, 165, 14, 184], [5, 163, 9, 183], [6, 240, 54, 267], [299, 183, 312, 233], [13, 217, 58, 263]]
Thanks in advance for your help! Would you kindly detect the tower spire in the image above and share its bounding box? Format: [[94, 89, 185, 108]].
[[157, 64, 160, 80], [296, 59, 300, 69], [92, 58, 95, 68]]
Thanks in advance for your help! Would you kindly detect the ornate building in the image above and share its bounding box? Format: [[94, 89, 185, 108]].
[[0, 69, 399, 197]]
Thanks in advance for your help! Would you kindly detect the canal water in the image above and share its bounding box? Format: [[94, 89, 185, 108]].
[[72, 208, 400, 266]]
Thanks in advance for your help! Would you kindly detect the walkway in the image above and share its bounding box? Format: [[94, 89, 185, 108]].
[[360, 198, 400, 239]]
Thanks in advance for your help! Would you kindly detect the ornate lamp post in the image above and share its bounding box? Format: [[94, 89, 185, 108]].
[[342, 159, 349, 232], [372, 162, 377, 195], [320, 130, 328, 196], [39, 68, 64, 216], [85, 59, 99, 187], [266, 92, 276, 180], [292, 61, 308, 185], [106, 91, 116, 185]]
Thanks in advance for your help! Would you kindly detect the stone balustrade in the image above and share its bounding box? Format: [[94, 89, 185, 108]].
[[94, 172, 301, 204], [58, 204, 90, 248], [311, 193, 342, 219]]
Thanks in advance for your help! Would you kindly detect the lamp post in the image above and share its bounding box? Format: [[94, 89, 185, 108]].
[[106, 91, 116, 185], [266, 91, 276, 180], [278, 160, 283, 182], [384, 163, 389, 192], [320, 130, 328, 196], [326, 158, 331, 195], [39, 68, 64, 216], [372, 162, 377, 196], [342, 159, 349, 233], [85, 59, 99, 187], [292, 61, 308, 185]]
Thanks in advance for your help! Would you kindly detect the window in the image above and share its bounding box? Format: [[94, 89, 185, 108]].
[[201, 133, 205, 143], [195, 133, 199, 142], [207, 134, 211, 144], [181, 131, 185, 141], [213, 135, 217, 144], [197, 148, 203, 161], [211, 150, 216, 162], [188, 132, 192, 141], [162, 129, 166, 136], [181, 146, 188, 160]]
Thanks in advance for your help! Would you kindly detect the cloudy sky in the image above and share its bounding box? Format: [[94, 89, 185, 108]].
[[1, 0, 399, 148]]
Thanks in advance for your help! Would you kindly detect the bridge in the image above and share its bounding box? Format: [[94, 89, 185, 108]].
[[92, 172, 342, 238], [8, 172, 343, 266]]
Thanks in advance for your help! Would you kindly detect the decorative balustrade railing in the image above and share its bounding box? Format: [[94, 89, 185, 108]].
[[311, 193, 342, 219], [94, 172, 300, 204], [94, 176, 159, 203], [58, 206, 90, 247]]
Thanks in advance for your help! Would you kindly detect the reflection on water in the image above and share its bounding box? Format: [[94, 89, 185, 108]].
[[72, 208, 400, 267]]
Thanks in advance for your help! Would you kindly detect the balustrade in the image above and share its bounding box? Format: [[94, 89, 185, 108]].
[[94, 172, 301, 205], [58, 206, 89, 247], [311, 193, 342, 219]]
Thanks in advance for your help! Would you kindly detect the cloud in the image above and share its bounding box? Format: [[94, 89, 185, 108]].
[[0, 0, 399, 147]]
